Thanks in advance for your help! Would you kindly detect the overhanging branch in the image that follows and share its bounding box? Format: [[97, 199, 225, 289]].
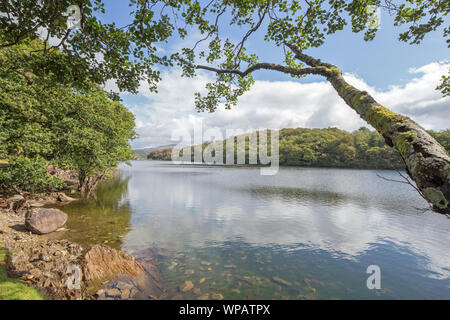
[[196, 63, 332, 78]]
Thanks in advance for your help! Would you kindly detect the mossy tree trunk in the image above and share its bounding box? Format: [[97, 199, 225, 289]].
[[285, 44, 450, 214]]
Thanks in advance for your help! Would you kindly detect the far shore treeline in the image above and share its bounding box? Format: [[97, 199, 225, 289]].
[[146, 127, 450, 170]]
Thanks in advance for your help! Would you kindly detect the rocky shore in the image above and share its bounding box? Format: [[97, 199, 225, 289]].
[[0, 193, 168, 300]]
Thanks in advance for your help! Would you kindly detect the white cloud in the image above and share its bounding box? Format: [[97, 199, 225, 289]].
[[125, 61, 450, 148]]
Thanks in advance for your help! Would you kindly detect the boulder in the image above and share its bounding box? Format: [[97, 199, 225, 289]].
[[83, 244, 144, 284], [25, 208, 68, 234]]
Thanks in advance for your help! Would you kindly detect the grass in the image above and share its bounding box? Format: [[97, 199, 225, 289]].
[[0, 242, 46, 300]]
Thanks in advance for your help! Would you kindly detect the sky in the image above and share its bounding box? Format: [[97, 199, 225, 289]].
[[101, 2, 449, 149]]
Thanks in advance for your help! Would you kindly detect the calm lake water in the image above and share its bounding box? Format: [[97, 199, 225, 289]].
[[60, 160, 450, 299]]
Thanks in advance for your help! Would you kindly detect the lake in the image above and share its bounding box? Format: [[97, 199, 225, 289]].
[[60, 160, 450, 299]]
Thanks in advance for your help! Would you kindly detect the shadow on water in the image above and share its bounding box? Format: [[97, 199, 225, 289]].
[[57, 175, 132, 250], [247, 186, 347, 207]]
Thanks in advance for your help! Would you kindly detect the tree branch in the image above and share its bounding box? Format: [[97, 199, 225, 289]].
[[234, 8, 267, 64], [196, 62, 331, 77], [284, 42, 335, 68], [192, 6, 226, 50]]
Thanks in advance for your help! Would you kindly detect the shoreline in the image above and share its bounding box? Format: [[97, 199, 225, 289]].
[[0, 192, 168, 300], [140, 159, 404, 171]]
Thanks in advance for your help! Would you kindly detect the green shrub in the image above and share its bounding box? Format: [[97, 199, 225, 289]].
[[0, 155, 64, 193]]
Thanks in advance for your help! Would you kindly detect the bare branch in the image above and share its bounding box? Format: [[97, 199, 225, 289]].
[[234, 8, 267, 64], [376, 173, 410, 185], [192, 5, 226, 50], [377, 168, 433, 212]]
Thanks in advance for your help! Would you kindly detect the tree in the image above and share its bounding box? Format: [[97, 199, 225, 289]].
[[0, 0, 174, 94], [1, 1, 449, 212], [148, 127, 450, 170], [0, 38, 136, 196]]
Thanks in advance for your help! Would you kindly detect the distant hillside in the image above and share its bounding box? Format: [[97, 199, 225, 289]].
[[134, 144, 177, 159], [146, 127, 450, 170]]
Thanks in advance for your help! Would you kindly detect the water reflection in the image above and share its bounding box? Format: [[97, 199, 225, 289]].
[[62, 161, 450, 299], [59, 176, 132, 249]]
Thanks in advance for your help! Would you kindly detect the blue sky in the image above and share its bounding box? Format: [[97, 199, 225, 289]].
[[100, 2, 449, 148]]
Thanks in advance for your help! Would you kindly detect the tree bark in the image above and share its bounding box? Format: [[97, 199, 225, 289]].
[[285, 43, 450, 214], [78, 171, 104, 198]]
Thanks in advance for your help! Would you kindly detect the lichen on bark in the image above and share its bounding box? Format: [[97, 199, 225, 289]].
[[320, 57, 450, 214]]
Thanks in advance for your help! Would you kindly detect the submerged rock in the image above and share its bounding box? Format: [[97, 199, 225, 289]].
[[180, 280, 194, 292], [211, 293, 224, 300], [271, 276, 292, 287], [25, 208, 68, 234]]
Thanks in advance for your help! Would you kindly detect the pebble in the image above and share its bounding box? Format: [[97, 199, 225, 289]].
[[211, 293, 224, 300], [121, 289, 131, 299], [105, 288, 121, 298], [271, 276, 292, 287], [115, 281, 134, 291], [129, 288, 139, 298]]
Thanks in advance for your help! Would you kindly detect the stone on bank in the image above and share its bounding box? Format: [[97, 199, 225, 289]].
[[25, 208, 68, 234]]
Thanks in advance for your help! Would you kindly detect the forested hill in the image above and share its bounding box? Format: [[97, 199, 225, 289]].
[[147, 127, 450, 170]]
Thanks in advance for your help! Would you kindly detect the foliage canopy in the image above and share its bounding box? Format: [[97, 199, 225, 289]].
[[0, 0, 448, 102], [0, 39, 136, 194]]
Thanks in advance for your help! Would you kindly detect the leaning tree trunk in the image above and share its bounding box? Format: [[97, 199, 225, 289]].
[[330, 73, 450, 214], [286, 44, 450, 214]]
